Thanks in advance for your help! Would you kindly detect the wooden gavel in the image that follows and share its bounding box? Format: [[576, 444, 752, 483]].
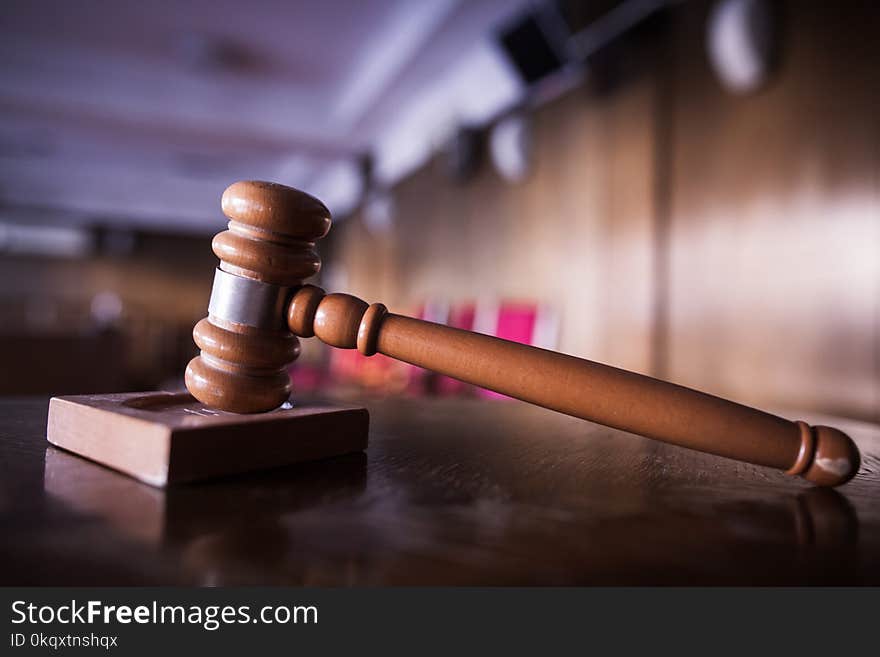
[[185, 181, 861, 487]]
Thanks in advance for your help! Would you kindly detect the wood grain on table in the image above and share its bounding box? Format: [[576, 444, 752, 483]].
[[2, 396, 878, 585]]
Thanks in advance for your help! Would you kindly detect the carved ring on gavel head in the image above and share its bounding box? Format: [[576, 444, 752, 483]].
[[186, 181, 862, 488]]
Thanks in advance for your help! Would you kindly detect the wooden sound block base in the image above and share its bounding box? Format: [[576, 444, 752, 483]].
[[46, 392, 369, 487]]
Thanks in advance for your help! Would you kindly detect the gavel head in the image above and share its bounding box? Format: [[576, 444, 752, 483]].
[[185, 181, 331, 413]]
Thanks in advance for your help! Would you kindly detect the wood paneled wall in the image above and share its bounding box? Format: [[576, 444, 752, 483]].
[[329, 79, 657, 376], [327, 0, 879, 421], [0, 235, 216, 392], [665, 0, 879, 420]]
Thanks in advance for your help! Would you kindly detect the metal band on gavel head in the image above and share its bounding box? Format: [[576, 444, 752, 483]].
[[207, 267, 291, 330]]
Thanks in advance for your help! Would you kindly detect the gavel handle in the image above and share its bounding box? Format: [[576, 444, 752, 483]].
[[290, 290, 860, 487]]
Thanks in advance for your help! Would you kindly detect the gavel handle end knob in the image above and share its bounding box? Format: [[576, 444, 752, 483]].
[[788, 422, 861, 487]]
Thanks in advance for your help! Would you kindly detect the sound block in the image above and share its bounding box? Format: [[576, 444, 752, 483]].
[[46, 392, 369, 487]]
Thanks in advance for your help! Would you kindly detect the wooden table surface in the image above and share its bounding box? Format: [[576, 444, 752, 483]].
[[2, 395, 879, 585]]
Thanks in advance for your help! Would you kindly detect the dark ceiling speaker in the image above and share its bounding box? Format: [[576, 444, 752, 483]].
[[496, 7, 570, 85], [358, 152, 374, 189], [496, 1, 671, 90], [440, 126, 483, 183]]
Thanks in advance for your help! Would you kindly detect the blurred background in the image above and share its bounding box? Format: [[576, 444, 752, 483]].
[[0, 0, 876, 421]]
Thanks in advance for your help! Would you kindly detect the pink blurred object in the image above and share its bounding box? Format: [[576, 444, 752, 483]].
[[329, 348, 364, 384], [289, 361, 326, 393], [292, 298, 557, 400]]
